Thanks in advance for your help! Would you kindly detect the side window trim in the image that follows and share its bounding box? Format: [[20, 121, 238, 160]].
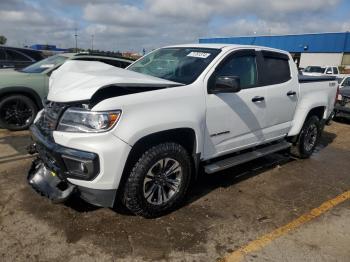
[[207, 49, 260, 93], [257, 50, 292, 86]]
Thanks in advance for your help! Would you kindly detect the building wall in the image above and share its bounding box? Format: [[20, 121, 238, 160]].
[[299, 53, 343, 68], [199, 32, 350, 53], [342, 53, 350, 66]]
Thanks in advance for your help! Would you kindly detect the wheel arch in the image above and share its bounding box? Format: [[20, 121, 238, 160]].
[[288, 106, 325, 142], [0, 86, 43, 109], [116, 128, 199, 200]]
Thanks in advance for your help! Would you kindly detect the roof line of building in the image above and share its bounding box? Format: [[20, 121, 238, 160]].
[[200, 31, 350, 40]]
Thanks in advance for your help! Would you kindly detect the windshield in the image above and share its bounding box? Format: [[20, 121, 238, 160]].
[[21, 55, 68, 73], [127, 47, 221, 84], [304, 66, 325, 73]]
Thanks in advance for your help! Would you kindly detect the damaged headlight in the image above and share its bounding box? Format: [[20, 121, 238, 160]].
[[57, 107, 121, 133]]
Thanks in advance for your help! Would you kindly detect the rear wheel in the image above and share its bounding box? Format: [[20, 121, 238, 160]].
[[123, 142, 191, 218], [291, 115, 321, 159], [0, 95, 37, 131]]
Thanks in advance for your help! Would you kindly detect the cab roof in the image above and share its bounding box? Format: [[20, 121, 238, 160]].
[[166, 43, 290, 55]]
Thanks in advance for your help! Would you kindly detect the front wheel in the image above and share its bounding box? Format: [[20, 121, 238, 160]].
[[123, 142, 191, 218], [0, 95, 38, 131], [291, 115, 321, 159]]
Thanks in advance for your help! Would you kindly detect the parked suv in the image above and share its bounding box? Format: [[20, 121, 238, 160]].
[[28, 44, 337, 218], [0, 53, 134, 130], [0, 46, 45, 69]]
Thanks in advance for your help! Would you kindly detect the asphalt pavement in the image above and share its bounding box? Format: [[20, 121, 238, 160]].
[[1, 121, 350, 262]]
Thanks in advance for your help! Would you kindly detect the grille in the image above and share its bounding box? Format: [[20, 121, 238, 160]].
[[36, 101, 68, 137]]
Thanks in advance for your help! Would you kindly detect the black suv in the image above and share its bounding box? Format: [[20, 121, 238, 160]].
[[0, 46, 45, 69]]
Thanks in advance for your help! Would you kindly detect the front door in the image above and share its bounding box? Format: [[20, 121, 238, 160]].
[[204, 50, 267, 159]]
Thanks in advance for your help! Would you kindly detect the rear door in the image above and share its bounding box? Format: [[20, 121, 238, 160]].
[[204, 49, 267, 159], [258, 51, 298, 140]]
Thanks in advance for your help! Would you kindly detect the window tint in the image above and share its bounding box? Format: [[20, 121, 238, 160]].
[[263, 55, 290, 85], [333, 67, 339, 74], [215, 55, 258, 89], [6, 50, 31, 61]]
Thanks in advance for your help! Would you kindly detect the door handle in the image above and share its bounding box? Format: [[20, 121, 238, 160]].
[[252, 96, 265, 102], [287, 91, 296, 96]]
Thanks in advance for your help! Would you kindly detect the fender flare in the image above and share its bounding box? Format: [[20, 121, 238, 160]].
[[0, 86, 43, 108]]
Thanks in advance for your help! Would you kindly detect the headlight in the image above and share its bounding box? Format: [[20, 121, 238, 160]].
[[57, 107, 121, 133]]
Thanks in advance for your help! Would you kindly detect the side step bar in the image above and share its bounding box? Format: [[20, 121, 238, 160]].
[[204, 141, 291, 174]]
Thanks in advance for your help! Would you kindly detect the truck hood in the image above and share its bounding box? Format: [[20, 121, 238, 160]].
[[47, 60, 183, 102]]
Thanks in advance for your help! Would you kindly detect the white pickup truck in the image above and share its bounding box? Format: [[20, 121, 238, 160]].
[[27, 44, 338, 218], [302, 65, 340, 77]]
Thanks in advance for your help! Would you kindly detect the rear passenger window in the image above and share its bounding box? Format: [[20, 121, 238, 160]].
[[6, 50, 31, 61], [262, 52, 291, 85], [215, 54, 258, 89], [333, 67, 339, 74]]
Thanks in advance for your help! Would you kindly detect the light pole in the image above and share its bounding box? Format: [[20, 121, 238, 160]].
[[74, 27, 78, 53]]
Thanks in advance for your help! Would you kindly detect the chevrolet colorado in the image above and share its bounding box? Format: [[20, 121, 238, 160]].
[[27, 44, 338, 218]]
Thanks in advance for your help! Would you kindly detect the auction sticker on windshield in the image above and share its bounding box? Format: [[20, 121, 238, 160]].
[[187, 52, 211, 58]]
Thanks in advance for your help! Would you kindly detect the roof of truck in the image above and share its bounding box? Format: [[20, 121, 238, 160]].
[[166, 43, 290, 55]]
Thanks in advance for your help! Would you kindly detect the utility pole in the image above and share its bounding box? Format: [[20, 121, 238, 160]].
[[91, 34, 94, 51], [74, 27, 78, 53]]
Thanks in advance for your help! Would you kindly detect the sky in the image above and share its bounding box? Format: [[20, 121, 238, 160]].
[[0, 0, 349, 53]]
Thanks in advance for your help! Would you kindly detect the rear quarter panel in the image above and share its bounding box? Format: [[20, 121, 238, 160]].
[[288, 80, 337, 136]]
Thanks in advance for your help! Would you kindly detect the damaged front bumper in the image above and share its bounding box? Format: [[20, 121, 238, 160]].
[[28, 159, 75, 202], [27, 125, 117, 207]]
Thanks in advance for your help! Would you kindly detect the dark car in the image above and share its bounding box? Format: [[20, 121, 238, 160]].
[[0, 46, 45, 69], [334, 86, 350, 119]]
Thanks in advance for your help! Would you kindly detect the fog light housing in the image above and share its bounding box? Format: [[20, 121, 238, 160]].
[[62, 155, 98, 180]]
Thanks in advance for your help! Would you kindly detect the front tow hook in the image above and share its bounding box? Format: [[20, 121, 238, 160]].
[[27, 143, 37, 155]]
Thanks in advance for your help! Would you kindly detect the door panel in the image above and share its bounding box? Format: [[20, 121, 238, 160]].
[[204, 50, 267, 159], [258, 52, 298, 140]]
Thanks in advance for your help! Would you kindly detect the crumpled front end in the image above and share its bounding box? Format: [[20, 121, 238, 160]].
[[27, 102, 118, 208]]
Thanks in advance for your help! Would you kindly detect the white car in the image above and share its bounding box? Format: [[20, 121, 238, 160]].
[[303, 65, 340, 76], [27, 44, 338, 217]]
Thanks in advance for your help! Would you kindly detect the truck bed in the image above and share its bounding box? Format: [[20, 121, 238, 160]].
[[298, 75, 336, 83]]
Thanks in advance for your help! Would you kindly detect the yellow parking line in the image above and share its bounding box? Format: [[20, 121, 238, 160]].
[[221, 190, 350, 262]]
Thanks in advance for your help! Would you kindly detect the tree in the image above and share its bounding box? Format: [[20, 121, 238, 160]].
[[0, 35, 7, 45]]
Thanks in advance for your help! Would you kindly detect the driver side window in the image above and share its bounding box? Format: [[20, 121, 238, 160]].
[[216, 54, 258, 89]]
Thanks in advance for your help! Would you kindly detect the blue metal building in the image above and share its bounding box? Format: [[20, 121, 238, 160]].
[[30, 44, 68, 52], [199, 32, 350, 67]]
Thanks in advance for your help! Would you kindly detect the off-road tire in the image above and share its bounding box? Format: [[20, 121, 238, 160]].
[[0, 95, 38, 131], [123, 142, 191, 218], [291, 115, 321, 159]]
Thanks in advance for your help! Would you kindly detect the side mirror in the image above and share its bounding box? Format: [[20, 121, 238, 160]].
[[211, 76, 241, 94]]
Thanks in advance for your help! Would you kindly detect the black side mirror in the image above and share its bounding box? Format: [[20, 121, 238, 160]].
[[210, 76, 241, 94]]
